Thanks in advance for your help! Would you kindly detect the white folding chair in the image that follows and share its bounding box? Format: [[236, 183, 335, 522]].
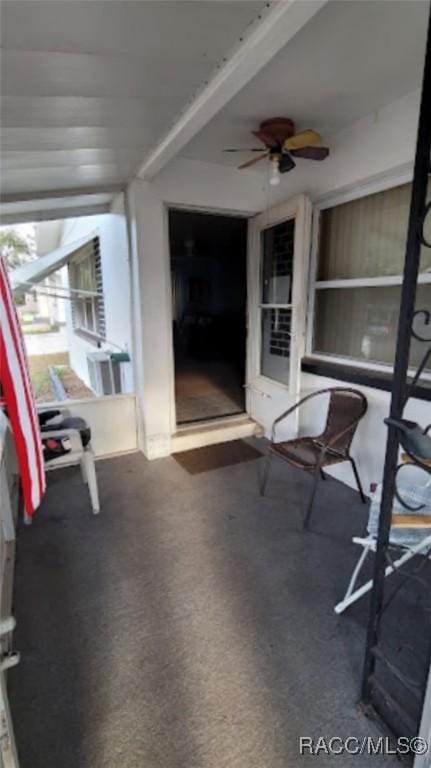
[[335, 475, 431, 614], [37, 407, 100, 516]]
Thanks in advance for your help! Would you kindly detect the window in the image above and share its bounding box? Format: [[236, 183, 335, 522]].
[[311, 182, 431, 372], [260, 218, 295, 385], [69, 238, 105, 340]]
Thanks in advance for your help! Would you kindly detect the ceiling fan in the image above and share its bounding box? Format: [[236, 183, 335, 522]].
[[223, 117, 329, 185]]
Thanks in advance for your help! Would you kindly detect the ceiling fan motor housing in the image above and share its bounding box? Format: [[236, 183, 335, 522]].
[[253, 117, 296, 147]]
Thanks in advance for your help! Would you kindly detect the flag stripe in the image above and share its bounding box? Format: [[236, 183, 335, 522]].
[[0, 334, 34, 508], [0, 260, 44, 499], [0, 256, 45, 514]]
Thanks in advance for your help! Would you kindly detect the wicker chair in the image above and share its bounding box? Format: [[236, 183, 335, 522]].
[[260, 387, 368, 529]]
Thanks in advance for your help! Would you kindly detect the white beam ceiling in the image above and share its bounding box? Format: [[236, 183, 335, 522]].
[[138, 0, 327, 180], [1, 0, 272, 218], [180, 0, 428, 171]]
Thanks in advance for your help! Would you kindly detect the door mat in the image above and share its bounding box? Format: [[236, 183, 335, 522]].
[[173, 439, 263, 475]]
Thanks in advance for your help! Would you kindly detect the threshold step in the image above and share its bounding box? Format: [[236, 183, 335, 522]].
[[172, 415, 263, 453]]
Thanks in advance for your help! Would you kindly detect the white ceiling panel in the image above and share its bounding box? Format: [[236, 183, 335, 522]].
[[1, 126, 153, 152], [0, 148, 144, 171], [1, 1, 264, 58], [1, 165, 137, 194], [182, 1, 428, 168], [1, 50, 222, 99], [1, 97, 169, 128], [0, 0, 266, 204]]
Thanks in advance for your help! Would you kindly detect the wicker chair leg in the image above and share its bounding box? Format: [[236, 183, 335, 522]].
[[260, 451, 272, 496], [303, 467, 320, 530], [349, 456, 367, 503]]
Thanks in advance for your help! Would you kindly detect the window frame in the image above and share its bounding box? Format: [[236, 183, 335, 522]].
[[69, 242, 105, 342], [259, 217, 295, 386], [246, 194, 312, 407], [306, 170, 431, 382]]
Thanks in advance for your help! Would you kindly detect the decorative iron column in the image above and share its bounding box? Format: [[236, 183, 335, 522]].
[[361, 1, 431, 738]]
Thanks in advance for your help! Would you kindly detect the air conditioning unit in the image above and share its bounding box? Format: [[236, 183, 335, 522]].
[[87, 351, 124, 396]]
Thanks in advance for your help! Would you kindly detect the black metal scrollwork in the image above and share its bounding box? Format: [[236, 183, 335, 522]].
[[393, 162, 431, 503], [393, 240, 431, 506]]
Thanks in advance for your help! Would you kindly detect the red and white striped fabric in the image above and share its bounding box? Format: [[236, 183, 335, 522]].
[[0, 256, 45, 516]]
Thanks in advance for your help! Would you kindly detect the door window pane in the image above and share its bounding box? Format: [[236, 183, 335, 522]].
[[313, 284, 431, 370], [261, 308, 291, 385], [261, 219, 295, 304]]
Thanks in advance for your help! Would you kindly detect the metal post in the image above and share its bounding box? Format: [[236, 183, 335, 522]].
[[361, 5, 431, 705]]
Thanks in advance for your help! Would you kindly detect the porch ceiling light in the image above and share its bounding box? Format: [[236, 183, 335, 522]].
[[269, 157, 281, 186]]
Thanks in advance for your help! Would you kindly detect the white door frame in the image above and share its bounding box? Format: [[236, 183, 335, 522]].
[[165, 204, 250, 431], [245, 193, 312, 417]]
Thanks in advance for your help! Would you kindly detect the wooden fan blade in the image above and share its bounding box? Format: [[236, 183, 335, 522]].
[[223, 148, 268, 153], [290, 146, 329, 161], [284, 129, 322, 151], [238, 152, 269, 170], [252, 129, 279, 148]]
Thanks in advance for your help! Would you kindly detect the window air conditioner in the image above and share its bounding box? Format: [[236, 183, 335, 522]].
[[86, 351, 124, 396]]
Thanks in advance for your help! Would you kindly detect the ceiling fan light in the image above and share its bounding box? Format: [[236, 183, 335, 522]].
[[269, 158, 280, 186]]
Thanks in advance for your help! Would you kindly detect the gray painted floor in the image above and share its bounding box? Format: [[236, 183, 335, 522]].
[[10, 444, 400, 767]]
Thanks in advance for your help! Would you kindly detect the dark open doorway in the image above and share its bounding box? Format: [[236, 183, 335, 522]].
[[169, 209, 247, 425]]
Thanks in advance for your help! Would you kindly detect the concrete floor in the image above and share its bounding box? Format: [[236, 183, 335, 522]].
[[10, 445, 402, 767]]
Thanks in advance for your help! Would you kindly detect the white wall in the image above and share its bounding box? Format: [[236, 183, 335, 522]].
[[127, 161, 265, 458], [61, 193, 134, 394], [58, 395, 138, 458], [128, 86, 424, 485]]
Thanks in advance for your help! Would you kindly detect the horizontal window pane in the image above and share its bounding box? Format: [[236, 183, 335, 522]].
[[261, 308, 291, 385], [318, 181, 431, 280], [261, 219, 295, 304], [313, 284, 431, 370]]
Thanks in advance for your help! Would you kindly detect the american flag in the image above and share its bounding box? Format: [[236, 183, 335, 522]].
[[0, 256, 45, 516]]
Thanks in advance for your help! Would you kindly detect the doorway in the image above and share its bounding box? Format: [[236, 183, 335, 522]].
[[169, 209, 247, 425]]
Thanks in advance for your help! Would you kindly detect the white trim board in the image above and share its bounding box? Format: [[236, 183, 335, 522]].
[[246, 193, 312, 439], [171, 415, 261, 453], [166, 204, 250, 434]]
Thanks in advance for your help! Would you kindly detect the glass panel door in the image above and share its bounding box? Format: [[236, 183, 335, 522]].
[[246, 195, 312, 439], [260, 218, 295, 385]]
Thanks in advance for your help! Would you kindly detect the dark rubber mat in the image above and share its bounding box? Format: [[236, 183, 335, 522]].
[[173, 439, 263, 474]]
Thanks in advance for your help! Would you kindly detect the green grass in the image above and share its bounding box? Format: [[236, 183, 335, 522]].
[[22, 324, 59, 335], [28, 353, 70, 401], [28, 352, 69, 372], [31, 369, 53, 399]]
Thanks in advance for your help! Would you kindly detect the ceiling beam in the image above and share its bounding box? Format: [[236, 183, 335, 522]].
[[137, 0, 328, 180], [0, 204, 111, 226], [0, 184, 123, 204]]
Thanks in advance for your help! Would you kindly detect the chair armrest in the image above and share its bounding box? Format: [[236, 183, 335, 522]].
[[38, 409, 61, 426], [271, 389, 334, 442], [37, 406, 71, 421]]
